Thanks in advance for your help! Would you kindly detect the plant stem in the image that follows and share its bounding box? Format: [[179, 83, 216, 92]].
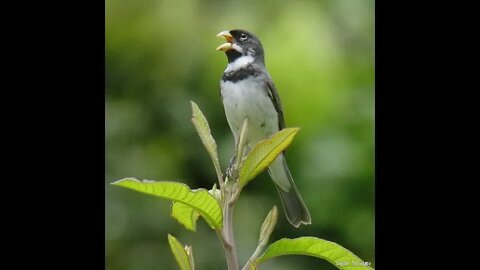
[[235, 118, 249, 171], [219, 118, 248, 270], [242, 206, 277, 270], [217, 185, 239, 270], [241, 242, 265, 270]]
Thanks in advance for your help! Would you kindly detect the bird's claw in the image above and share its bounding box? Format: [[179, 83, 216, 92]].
[[225, 155, 239, 181]]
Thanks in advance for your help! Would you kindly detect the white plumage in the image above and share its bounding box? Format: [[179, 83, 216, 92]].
[[221, 77, 278, 146]]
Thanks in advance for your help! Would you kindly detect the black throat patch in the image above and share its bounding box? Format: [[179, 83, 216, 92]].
[[226, 50, 243, 63]]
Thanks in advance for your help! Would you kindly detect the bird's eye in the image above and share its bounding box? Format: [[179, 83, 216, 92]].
[[239, 33, 248, 41]]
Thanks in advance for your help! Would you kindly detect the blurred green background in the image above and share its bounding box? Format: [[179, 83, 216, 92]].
[[106, 0, 374, 269]]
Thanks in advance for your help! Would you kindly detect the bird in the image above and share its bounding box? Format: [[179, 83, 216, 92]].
[[216, 29, 311, 227]]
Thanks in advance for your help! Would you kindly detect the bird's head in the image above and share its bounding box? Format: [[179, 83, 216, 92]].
[[216, 29, 265, 65]]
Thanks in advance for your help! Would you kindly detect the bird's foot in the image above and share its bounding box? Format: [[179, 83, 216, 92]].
[[225, 155, 239, 182]]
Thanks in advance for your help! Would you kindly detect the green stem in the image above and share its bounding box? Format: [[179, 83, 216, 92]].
[[235, 118, 249, 171], [241, 243, 265, 270]]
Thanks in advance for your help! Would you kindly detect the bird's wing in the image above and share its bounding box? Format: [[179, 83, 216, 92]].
[[266, 78, 285, 130]]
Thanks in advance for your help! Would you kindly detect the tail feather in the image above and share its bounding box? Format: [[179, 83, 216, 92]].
[[268, 154, 311, 227]]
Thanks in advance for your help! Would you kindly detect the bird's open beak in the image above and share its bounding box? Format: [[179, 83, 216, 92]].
[[216, 31, 233, 51]]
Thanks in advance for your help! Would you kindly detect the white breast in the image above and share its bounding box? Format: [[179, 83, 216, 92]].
[[221, 78, 279, 147]]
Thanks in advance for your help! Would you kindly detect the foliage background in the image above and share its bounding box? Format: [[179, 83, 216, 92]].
[[106, 0, 374, 269]]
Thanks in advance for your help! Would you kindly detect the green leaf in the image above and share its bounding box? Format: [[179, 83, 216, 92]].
[[254, 237, 373, 270], [168, 234, 192, 270], [171, 202, 200, 232], [239, 128, 300, 187], [112, 178, 222, 229], [258, 206, 278, 246], [190, 101, 222, 180]]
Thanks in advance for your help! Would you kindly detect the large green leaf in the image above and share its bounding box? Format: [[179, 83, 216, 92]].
[[190, 101, 222, 180], [112, 178, 222, 229], [168, 234, 193, 270], [239, 128, 300, 187], [171, 202, 200, 232], [253, 237, 373, 270]]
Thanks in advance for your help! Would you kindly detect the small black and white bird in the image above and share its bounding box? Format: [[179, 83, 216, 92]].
[[216, 29, 311, 227]]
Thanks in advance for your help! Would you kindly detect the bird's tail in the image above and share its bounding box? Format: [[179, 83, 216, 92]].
[[268, 154, 311, 227]]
